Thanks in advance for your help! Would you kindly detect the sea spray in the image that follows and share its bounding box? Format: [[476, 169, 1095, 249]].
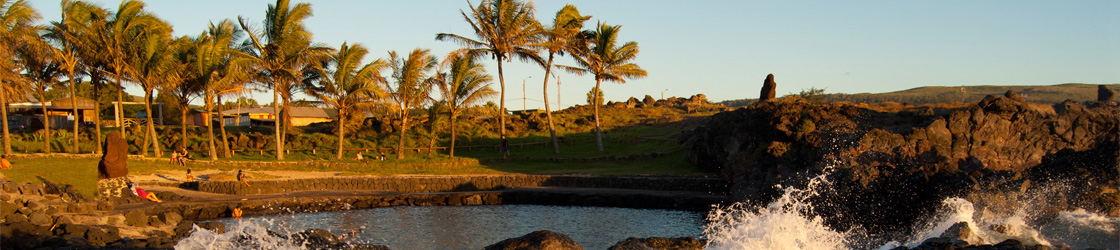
[[175, 218, 304, 250], [1041, 209, 1120, 249], [704, 168, 854, 250], [893, 197, 1050, 248]]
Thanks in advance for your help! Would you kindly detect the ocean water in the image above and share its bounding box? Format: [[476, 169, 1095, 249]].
[[178, 205, 705, 250], [178, 171, 1119, 250]]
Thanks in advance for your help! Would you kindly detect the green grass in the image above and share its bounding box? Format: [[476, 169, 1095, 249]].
[[1, 105, 716, 199]]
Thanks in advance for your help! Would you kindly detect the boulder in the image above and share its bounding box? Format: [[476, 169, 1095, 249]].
[[195, 221, 226, 234], [485, 230, 583, 250], [5, 213, 28, 223], [1099, 85, 1116, 102], [1004, 90, 1025, 102], [124, 210, 148, 227], [759, 74, 777, 102], [28, 212, 52, 226], [608, 237, 704, 250], [643, 95, 656, 107]]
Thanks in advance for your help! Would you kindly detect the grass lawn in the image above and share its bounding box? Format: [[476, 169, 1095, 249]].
[[1, 149, 706, 200]]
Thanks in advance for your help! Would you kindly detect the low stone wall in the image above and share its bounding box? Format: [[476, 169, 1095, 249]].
[[195, 175, 729, 196]]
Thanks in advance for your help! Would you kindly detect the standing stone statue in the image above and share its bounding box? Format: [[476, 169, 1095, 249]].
[[98, 131, 130, 198], [759, 74, 777, 102], [1098, 85, 1116, 102]]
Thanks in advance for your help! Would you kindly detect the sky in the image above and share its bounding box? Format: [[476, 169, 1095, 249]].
[[29, 0, 1120, 110]]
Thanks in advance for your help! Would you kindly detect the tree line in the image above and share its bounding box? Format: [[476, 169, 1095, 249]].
[[0, 0, 647, 160]]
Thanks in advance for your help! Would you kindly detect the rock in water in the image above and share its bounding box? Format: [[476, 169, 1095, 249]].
[[1099, 85, 1116, 102], [759, 74, 777, 102], [485, 230, 583, 250], [608, 237, 704, 250]]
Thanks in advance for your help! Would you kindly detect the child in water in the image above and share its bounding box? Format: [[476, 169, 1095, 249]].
[[128, 182, 162, 202]]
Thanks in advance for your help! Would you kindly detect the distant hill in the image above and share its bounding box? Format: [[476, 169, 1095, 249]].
[[720, 83, 1119, 108]]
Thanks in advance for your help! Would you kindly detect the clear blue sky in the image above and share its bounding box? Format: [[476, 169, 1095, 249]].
[[30, 0, 1119, 109]]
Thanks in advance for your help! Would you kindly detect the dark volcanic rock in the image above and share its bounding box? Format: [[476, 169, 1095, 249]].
[[486, 230, 583, 250], [684, 95, 1120, 233], [608, 237, 704, 250], [759, 74, 777, 102], [1099, 85, 1116, 102]]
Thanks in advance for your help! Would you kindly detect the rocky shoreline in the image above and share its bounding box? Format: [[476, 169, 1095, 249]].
[[684, 93, 1119, 235]]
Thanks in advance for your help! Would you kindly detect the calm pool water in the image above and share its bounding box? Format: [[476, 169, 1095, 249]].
[[208, 205, 706, 249]]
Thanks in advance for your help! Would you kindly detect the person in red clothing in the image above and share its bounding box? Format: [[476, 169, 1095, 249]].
[[128, 182, 162, 202]]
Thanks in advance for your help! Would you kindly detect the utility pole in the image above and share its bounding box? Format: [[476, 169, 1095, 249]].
[[662, 89, 668, 100], [523, 76, 531, 111]]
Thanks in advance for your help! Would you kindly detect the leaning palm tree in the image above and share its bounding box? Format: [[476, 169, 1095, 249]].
[[304, 42, 386, 160], [535, 4, 590, 154], [435, 54, 494, 158], [384, 48, 437, 160], [17, 35, 63, 153], [187, 20, 240, 160], [232, 0, 331, 160], [559, 23, 648, 152], [436, 0, 543, 140], [55, 0, 114, 153], [0, 0, 40, 155]]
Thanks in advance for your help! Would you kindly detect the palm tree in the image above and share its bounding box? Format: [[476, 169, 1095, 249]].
[[126, 22, 176, 158], [560, 23, 647, 152], [434, 54, 494, 158], [436, 0, 543, 140], [54, 0, 113, 154], [187, 20, 240, 160], [384, 48, 437, 160], [535, 5, 590, 154], [0, 0, 40, 155], [17, 34, 62, 153], [166, 36, 203, 154], [233, 0, 331, 160], [305, 42, 386, 160]]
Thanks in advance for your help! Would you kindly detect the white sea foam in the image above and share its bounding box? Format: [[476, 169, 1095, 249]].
[[703, 170, 852, 250], [174, 218, 303, 250]]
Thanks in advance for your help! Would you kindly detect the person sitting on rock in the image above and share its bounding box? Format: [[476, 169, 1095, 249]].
[[237, 170, 251, 187], [128, 182, 162, 203]]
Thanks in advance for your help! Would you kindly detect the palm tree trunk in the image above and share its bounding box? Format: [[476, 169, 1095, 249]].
[[180, 102, 188, 153], [144, 90, 162, 158], [449, 112, 456, 158], [273, 84, 283, 160], [94, 101, 102, 155], [39, 92, 51, 154], [206, 89, 217, 160], [116, 80, 124, 134], [496, 60, 506, 139], [542, 54, 560, 154], [397, 108, 406, 160], [69, 73, 80, 153], [217, 95, 231, 158], [336, 109, 344, 160], [427, 121, 435, 158], [91, 72, 103, 154], [593, 79, 604, 152], [1, 86, 11, 155]]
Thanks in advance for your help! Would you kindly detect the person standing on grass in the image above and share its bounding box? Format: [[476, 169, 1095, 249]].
[[98, 131, 130, 198], [500, 135, 510, 159], [237, 170, 250, 187]]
